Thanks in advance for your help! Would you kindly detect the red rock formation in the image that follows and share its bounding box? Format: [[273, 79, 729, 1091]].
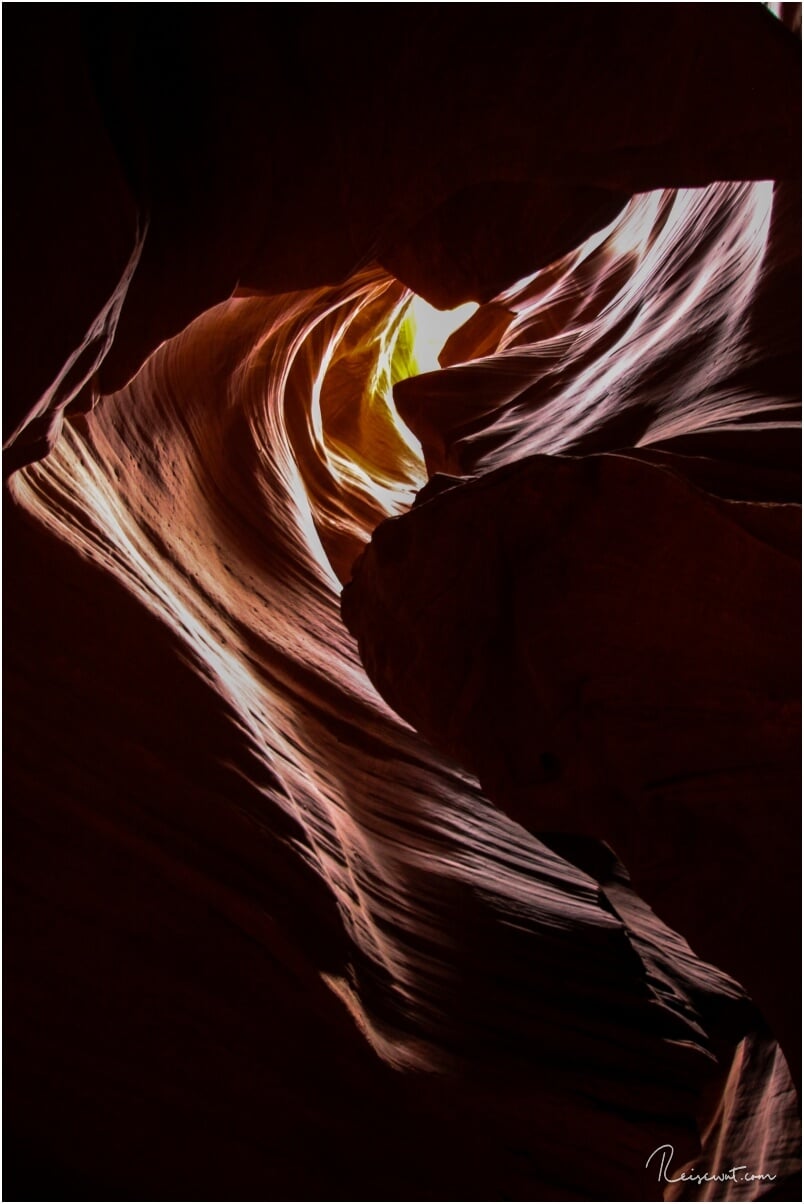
[[5, 5, 800, 465], [343, 444, 800, 1063], [5, 6, 801, 1201]]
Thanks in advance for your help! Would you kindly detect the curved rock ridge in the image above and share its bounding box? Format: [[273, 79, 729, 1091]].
[[5, 6, 800, 471], [5, 7, 801, 1201], [394, 182, 799, 481], [342, 444, 800, 1060], [9, 204, 800, 1198], [341, 180, 801, 1190], [344, 171, 800, 1032]]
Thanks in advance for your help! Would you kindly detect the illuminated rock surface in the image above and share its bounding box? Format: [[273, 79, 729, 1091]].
[[5, 7, 801, 1201]]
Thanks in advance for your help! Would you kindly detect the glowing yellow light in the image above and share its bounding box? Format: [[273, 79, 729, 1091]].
[[405, 295, 478, 375]]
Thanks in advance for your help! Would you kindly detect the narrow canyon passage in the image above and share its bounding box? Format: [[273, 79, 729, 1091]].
[[5, 7, 801, 1201]]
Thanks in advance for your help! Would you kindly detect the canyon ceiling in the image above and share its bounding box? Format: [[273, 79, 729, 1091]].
[[4, 6, 802, 1202]]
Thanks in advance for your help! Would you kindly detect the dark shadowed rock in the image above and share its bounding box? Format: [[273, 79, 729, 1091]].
[[343, 450, 801, 1078]]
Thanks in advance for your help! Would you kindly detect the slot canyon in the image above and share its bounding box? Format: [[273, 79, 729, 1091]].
[[4, 6, 801, 1201]]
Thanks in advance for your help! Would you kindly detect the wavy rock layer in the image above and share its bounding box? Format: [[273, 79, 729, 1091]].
[[5, 8, 801, 1202], [5, 5, 800, 467], [345, 180, 802, 1075]]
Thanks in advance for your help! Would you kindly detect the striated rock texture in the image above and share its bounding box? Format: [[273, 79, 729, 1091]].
[[5, 5, 800, 468], [344, 173, 803, 1190], [343, 447, 800, 1065], [5, 6, 801, 1202]]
